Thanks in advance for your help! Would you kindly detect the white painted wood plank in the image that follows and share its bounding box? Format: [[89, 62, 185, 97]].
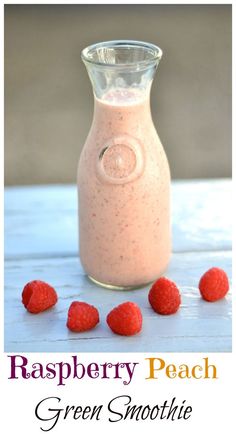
[[172, 179, 232, 252], [4, 179, 232, 258], [6, 337, 231, 353], [5, 251, 231, 353]]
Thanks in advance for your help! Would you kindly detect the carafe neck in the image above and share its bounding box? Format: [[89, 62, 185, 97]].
[[82, 40, 162, 101], [92, 91, 153, 128]]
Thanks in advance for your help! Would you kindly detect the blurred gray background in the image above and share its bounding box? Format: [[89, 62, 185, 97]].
[[5, 4, 231, 185]]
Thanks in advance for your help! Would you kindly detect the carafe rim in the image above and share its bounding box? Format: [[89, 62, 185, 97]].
[[81, 39, 163, 70]]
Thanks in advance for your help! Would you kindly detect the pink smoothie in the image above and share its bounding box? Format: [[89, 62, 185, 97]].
[[78, 88, 171, 288]]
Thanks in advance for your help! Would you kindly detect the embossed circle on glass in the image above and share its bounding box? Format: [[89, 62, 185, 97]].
[[96, 134, 145, 184]]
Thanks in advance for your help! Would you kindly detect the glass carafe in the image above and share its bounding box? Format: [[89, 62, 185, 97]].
[[78, 40, 171, 289]]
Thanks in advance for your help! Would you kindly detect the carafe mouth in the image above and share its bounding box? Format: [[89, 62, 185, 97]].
[[81, 40, 162, 71]]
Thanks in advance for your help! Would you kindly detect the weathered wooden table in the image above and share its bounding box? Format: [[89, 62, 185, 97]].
[[5, 179, 232, 352]]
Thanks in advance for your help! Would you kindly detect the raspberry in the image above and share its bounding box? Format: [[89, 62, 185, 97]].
[[148, 277, 181, 315], [22, 280, 58, 314], [106, 301, 142, 336], [199, 267, 229, 302], [66, 301, 99, 332]]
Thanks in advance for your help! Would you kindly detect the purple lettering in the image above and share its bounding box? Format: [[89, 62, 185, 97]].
[[8, 355, 30, 379]]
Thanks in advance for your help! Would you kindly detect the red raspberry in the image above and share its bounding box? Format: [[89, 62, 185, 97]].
[[66, 301, 99, 332], [106, 301, 142, 336], [22, 280, 58, 314], [199, 267, 229, 302], [148, 277, 181, 315]]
